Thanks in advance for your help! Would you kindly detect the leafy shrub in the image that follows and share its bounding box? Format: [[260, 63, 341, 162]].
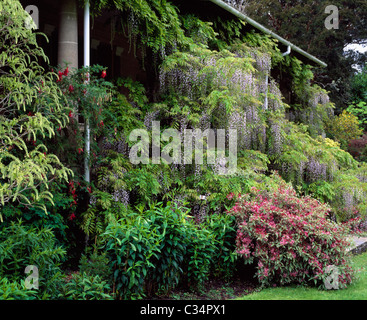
[[303, 181, 336, 204], [0, 278, 37, 300], [180, 222, 216, 291], [59, 272, 113, 300], [205, 213, 237, 280], [144, 203, 223, 292], [101, 202, 227, 298], [346, 101, 367, 130], [143, 202, 190, 296], [229, 180, 355, 289], [79, 249, 112, 283], [0, 0, 72, 219], [0, 220, 66, 298], [101, 211, 161, 299]]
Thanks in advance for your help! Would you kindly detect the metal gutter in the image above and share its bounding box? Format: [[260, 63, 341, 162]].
[[208, 0, 327, 67]]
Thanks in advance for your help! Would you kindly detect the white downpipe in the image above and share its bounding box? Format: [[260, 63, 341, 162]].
[[282, 45, 291, 57], [264, 73, 269, 110], [84, 1, 90, 183]]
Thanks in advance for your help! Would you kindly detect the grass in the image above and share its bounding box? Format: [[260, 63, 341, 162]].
[[237, 251, 367, 300]]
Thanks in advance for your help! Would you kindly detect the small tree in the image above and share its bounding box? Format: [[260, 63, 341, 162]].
[[0, 0, 72, 221], [326, 110, 363, 150]]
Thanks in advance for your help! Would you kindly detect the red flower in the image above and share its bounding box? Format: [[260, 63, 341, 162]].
[[227, 192, 234, 200], [57, 126, 62, 132], [78, 148, 83, 154], [63, 67, 69, 76], [68, 213, 76, 221], [57, 71, 63, 82], [69, 111, 73, 118], [101, 70, 106, 78], [68, 84, 74, 93], [99, 120, 104, 127]]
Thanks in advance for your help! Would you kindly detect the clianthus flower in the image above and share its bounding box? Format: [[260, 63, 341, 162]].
[[57, 70, 63, 82]]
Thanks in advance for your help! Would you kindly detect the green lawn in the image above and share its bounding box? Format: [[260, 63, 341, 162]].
[[238, 251, 367, 300]]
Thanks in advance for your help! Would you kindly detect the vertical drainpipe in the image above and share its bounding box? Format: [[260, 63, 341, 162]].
[[264, 73, 269, 110], [84, 1, 91, 183]]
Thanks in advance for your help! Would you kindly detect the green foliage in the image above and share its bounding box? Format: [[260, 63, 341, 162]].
[[124, 166, 162, 203], [0, 0, 72, 219], [0, 278, 38, 300], [346, 101, 367, 129], [326, 110, 363, 150], [59, 272, 113, 300], [101, 202, 235, 298], [1, 182, 72, 243], [79, 248, 113, 282], [182, 224, 216, 290], [349, 66, 367, 104], [0, 220, 66, 298], [303, 181, 336, 204], [80, 190, 118, 237], [181, 14, 217, 48], [143, 202, 190, 295], [101, 210, 162, 299], [204, 213, 237, 280], [89, 0, 188, 59], [282, 56, 334, 137]]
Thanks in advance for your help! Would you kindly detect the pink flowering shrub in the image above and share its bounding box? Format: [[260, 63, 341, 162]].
[[228, 180, 355, 289]]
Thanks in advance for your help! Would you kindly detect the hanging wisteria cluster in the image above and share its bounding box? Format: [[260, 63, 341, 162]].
[[144, 110, 159, 129], [112, 188, 130, 207], [305, 158, 328, 182], [158, 44, 287, 169], [290, 88, 333, 137], [127, 11, 139, 54]]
